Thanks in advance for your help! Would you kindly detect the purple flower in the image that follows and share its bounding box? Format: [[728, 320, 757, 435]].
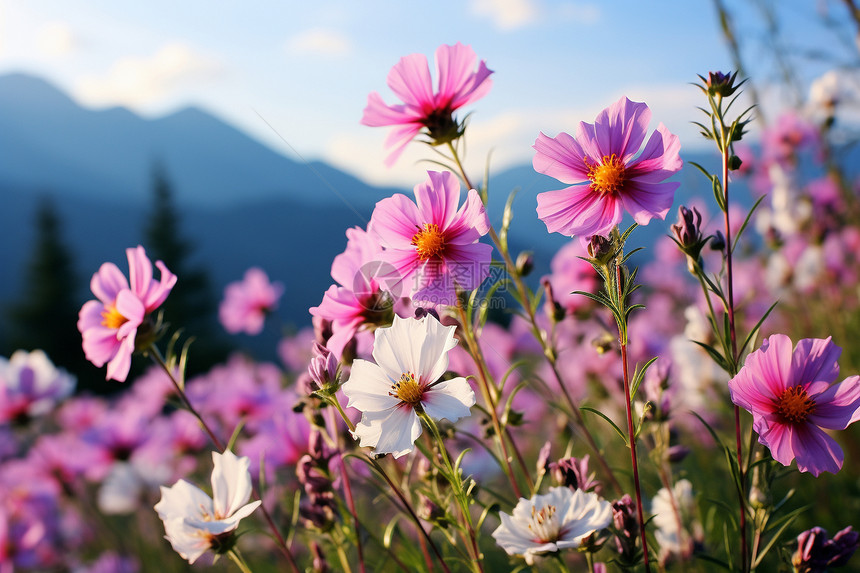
[[0, 350, 74, 423], [219, 267, 284, 335], [729, 334, 860, 476], [793, 526, 859, 572], [361, 42, 493, 166], [534, 96, 682, 242], [78, 246, 176, 382], [371, 170, 492, 305]]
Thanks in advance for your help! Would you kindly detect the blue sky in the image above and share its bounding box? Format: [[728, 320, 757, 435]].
[[0, 0, 850, 187]]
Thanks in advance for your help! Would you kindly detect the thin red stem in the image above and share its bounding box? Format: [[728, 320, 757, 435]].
[[616, 263, 651, 573]]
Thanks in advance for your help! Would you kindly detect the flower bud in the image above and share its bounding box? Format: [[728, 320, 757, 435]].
[[542, 279, 565, 323], [612, 494, 639, 560], [418, 494, 448, 527], [830, 527, 860, 567], [672, 206, 703, 249], [516, 251, 534, 277], [704, 70, 740, 98], [710, 230, 726, 252], [414, 306, 440, 321], [549, 455, 601, 494], [728, 154, 743, 171], [791, 526, 860, 572], [587, 234, 613, 264], [311, 541, 330, 573], [308, 342, 339, 394]]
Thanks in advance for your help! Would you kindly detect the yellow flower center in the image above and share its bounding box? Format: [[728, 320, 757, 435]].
[[586, 154, 626, 195], [390, 372, 424, 406], [100, 304, 128, 330], [411, 223, 446, 260], [775, 385, 816, 424]]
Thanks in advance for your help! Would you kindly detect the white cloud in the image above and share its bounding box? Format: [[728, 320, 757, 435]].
[[74, 42, 222, 109], [37, 21, 79, 57], [286, 27, 350, 57], [470, 0, 541, 31]]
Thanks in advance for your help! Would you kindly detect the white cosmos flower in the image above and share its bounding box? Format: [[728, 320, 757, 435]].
[[154, 450, 261, 564], [342, 314, 476, 459], [492, 486, 613, 565]]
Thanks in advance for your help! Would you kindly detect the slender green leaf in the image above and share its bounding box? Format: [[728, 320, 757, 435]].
[[739, 301, 778, 357], [630, 356, 659, 399], [732, 195, 766, 254], [581, 406, 628, 445]]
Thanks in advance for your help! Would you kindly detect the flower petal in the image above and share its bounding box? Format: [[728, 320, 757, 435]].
[[352, 405, 421, 458], [422, 377, 475, 423], [342, 359, 401, 412], [533, 131, 590, 184]]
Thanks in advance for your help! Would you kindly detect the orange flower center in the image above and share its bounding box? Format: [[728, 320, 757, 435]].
[[100, 304, 128, 330], [411, 223, 446, 260], [775, 386, 816, 424], [390, 372, 423, 406], [586, 154, 626, 195]]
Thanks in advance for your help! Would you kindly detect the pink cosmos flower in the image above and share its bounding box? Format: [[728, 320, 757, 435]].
[[728, 334, 860, 476], [533, 96, 682, 242], [219, 267, 284, 335], [310, 226, 397, 359], [78, 246, 176, 382], [371, 170, 491, 305], [361, 42, 493, 166]]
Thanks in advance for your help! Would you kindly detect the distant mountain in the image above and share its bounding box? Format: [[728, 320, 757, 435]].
[[0, 73, 402, 208]]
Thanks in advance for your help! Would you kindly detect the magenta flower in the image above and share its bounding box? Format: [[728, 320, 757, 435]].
[[219, 267, 284, 335], [310, 226, 396, 359], [729, 334, 860, 476], [78, 246, 176, 382], [533, 96, 682, 241], [371, 170, 491, 305], [361, 42, 493, 166]]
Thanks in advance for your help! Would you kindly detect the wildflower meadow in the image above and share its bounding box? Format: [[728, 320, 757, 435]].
[[6, 6, 860, 573]]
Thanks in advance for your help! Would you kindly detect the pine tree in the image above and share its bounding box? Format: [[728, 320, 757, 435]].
[[6, 196, 109, 393], [143, 163, 226, 374]]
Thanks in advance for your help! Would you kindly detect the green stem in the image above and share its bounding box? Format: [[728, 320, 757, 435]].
[[419, 412, 483, 573], [228, 548, 254, 573], [717, 100, 748, 573], [454, 302, 524, 498]]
